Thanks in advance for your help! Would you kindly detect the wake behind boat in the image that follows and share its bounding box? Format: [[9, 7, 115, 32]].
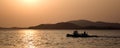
[[66, 31, 98, 38]]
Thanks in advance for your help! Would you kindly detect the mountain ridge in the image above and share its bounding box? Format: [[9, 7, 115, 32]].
[[28, 20, 120, 29], [68, 20, 120, 27]]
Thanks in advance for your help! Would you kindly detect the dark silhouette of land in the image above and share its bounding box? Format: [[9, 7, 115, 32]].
[[29, 22, 80, 29], [0, 27, 7, 29], [0, 20, 120, 30], [28, 20, 120, 30], [0, 27, 26, 29]]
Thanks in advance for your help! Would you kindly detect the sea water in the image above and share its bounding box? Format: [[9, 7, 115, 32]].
[[0, 29, 120, 48]]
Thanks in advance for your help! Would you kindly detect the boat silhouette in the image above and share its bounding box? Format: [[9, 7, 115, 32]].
[[66, 31, 98, 38]]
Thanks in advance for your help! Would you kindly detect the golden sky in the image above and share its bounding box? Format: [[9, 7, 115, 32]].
[[0, 0, 120, 27]]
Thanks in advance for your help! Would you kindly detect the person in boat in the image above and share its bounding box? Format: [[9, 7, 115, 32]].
[[84, 31, 87, 34], [73, 30, 79, 35], [81, 31, 88, 36]]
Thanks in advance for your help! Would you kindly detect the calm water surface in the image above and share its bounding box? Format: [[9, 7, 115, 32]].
[[0, 29, 120, 48]]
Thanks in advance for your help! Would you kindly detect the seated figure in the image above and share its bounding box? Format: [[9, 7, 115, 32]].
[[82, 31, 88, 36], [74, 31, 78, 35]]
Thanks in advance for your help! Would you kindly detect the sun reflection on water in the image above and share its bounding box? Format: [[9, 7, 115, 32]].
[[19, 30, 37, 48]]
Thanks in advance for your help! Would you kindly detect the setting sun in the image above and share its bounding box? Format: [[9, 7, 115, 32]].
[[19, 0, 40, 5], [0, 0, 120, 48], [22, 0, 38, 3]]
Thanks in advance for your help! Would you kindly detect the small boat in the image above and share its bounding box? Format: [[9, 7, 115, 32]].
[[66, 31, 98, 38]]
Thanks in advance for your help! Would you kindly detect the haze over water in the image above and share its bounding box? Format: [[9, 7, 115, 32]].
[[0, 29, 120, 48], [0, 0, 120, 48], [0, 0, 120, 27]]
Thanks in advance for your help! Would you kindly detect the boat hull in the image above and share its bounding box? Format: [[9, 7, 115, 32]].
[[66, 34, 98, 38]]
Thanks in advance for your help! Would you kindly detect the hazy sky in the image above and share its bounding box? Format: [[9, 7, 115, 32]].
[[0, 0, 120, 27]]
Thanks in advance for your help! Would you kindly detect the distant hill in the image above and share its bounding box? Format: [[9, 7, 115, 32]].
[[0, 27, 26, 29], [68, 20, 120, 29], [0, 27, 4, 29], [29, 22, 80, 29], [68, 20, 95, 27], [0, 27, 9, 29], [28, 20, 120, 29]]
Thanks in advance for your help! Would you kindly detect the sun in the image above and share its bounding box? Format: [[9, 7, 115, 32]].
[[19, 0, 40, 5], [23, 0, 38, 3]]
